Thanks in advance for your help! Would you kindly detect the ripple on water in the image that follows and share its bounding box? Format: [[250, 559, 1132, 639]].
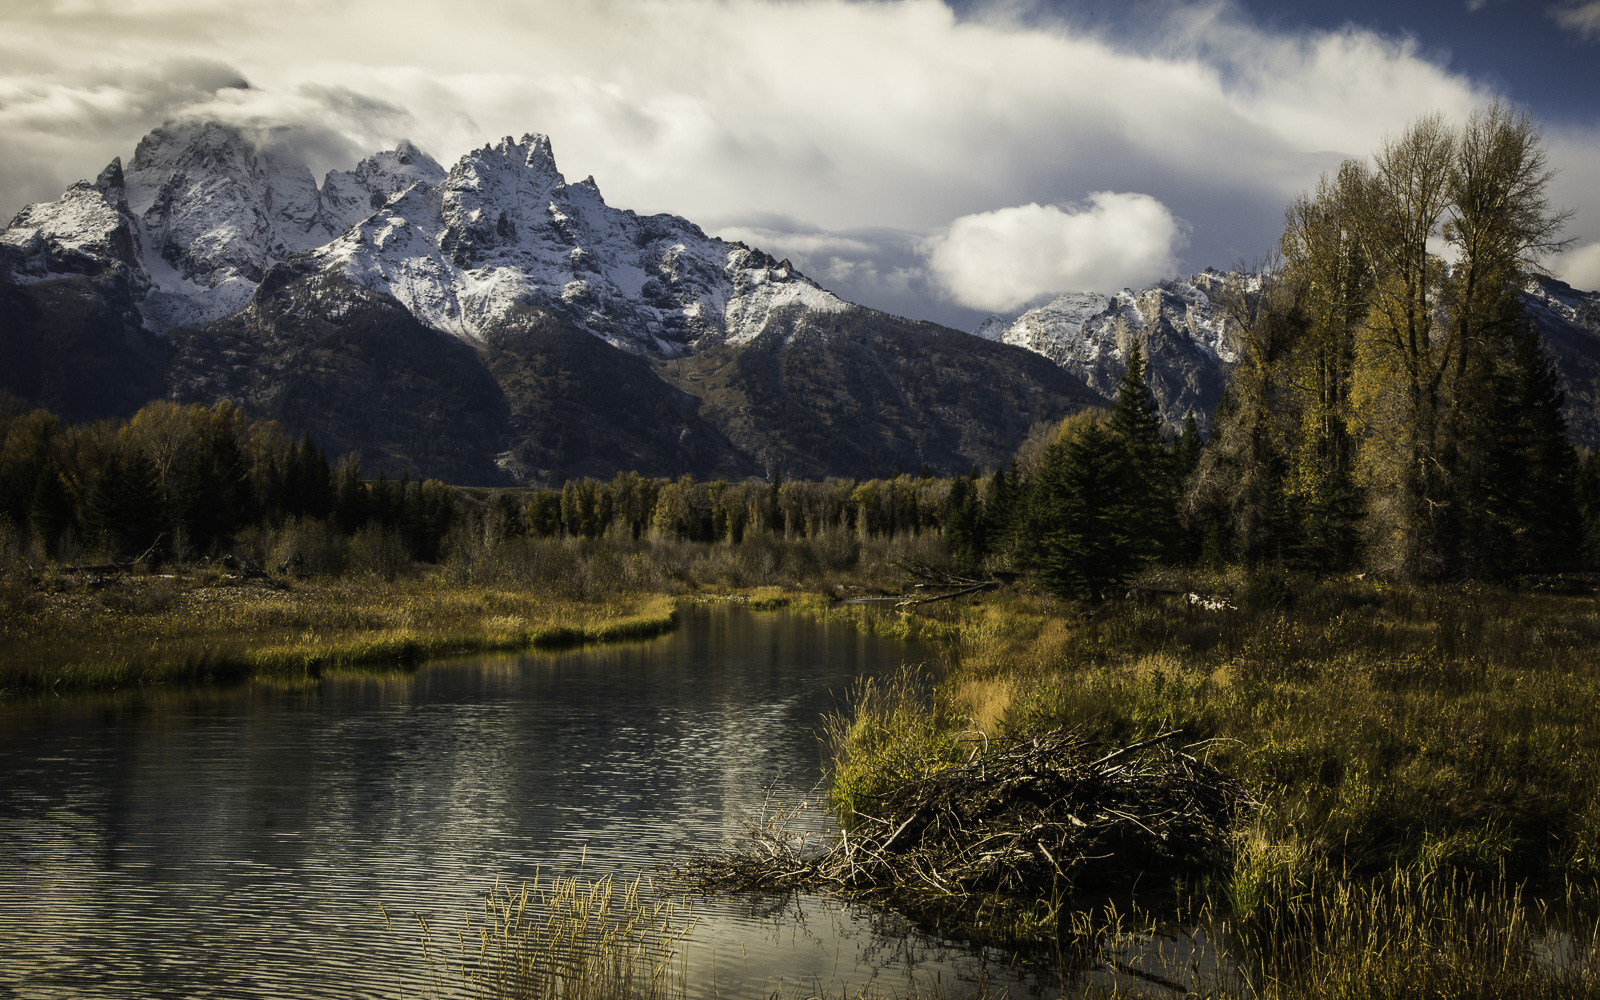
[[0, 604, 1048, 999]]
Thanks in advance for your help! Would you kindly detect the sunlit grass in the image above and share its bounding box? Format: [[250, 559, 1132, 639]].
[[891, 575, 1600, 885], [815, 574, 1600, 989], [0, 572, 677, 697]]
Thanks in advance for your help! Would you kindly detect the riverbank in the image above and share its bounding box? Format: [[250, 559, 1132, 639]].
[[810, 570, 1600, 994], [0, 569, 679, 697]]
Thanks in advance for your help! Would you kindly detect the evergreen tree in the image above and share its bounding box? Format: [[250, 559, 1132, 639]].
[[88, 449, 166, 561], [981, 461, 1021, 558], [1469, 325, 1582, 573], [333, 456, 368, 534], [177, 416, 252, 554], [1108, 341, 1179, 561], [1580, 451, 1600, 567], [369, 470, 397, 529], [944, 470, 987, 570], [28, 467, 75, 557], [282, 433, 332, 520], [1025, 421, 1138, 600], [1173, 412, 1203, 482]]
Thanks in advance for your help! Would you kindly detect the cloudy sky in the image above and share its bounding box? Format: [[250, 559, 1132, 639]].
[[2, 0, 1597, 329]]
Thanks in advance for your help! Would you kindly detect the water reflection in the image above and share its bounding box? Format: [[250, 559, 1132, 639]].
[[1, 603, 1061, 999]]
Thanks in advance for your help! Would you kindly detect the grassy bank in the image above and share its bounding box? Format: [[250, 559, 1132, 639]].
[[0, 522, 950, 698], [819, 571, 1600, 993], [0, 570, 678, 697]]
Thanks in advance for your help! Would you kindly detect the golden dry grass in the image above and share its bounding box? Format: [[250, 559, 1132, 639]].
[[0, 571, 677, 697]]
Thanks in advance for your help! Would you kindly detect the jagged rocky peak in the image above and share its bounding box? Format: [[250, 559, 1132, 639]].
[[976, 270, 1250, 431], [95, 157, 127, 199], [314, 129, 846, 354], [3, 117, 851, 354], [318, 139, 447, 236], [0, 155, 143, 282]]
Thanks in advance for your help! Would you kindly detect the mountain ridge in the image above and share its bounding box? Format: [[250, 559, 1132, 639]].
[[0, 119, 1098, 483], [977, 268, 1600, 447]]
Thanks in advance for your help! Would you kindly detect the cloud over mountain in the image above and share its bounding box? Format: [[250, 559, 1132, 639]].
[[923, 195, 1188, 312], [2, 0, 1596, 327]]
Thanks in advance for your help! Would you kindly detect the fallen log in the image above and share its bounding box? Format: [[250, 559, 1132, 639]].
[[896, 580, 998, 608]]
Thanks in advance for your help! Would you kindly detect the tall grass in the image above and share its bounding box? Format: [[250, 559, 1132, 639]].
[[816, 571, 1600, 990], [895, 572, 1600, 884], [406, 873, 692, 1000]]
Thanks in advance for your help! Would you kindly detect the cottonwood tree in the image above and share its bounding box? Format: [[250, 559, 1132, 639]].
[[1279, 161, 1372, 567], [1199, 103, 1579, 578]]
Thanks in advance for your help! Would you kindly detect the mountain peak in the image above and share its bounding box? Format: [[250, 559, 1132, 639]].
[[519, 132, 556, 166], [94, 158, 125, 197], [393, 138, 426, 163]]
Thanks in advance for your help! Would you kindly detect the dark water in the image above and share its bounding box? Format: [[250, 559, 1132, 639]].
[[0, 603, 1044, 999]]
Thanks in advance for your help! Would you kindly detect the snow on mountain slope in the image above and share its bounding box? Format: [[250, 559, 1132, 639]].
[[977, 269, 1249, 429], [1, 123, 850, 354], [318, 139, 447, 238], [120, 122, 322, 328], [2, 122, 460, 331], [312, 133, 847, 353], [0, 159, 144, 284]]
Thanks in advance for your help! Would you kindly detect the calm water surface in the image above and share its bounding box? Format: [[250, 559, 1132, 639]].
[[0, 603, 1041, 999]]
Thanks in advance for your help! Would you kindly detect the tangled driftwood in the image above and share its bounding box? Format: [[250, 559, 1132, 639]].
[[698, 731, 1250, 909]]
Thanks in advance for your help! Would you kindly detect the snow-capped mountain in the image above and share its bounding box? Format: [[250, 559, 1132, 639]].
[[1, 122, 848, 356], [978, 268, 1600, 449], [0, 120, 1090, 483], [1523, 275, 1600, 447], [976, 269, 1250, 431], [310, 133, 847, 353], [1, 121, 450, 332]]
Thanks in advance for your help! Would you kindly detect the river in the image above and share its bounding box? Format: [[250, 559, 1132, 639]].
[[0, 602, 1048, 999]]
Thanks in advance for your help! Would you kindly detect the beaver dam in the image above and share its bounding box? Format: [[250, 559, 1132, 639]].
[[695, 730, 1252, 941]]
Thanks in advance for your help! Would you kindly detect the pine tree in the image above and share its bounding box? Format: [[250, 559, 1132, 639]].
[[177, 416, 252, 554], [284, 433, 332, 520], [28, 467, 75, 557], [944, 470, 987, 570], [89, 449, 166, 561], [1026, 421, 1137, 600], [333, 456, 368, 534], [1108, 341, 1178, 562], [981, 462, 1020, 558]]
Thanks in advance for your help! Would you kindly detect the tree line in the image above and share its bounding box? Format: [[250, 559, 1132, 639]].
[[0, 398, 455, 565]]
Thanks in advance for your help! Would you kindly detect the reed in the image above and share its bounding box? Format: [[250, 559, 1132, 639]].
[[405, 873, 693, 1000]]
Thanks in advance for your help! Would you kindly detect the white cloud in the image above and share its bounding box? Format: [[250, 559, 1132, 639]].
[[712, 227, 878, 262], [922, 194, 1187, 312], [1559, 242, 1600, 293], [1550, 2, 1600, 40], [0, 0, 1595, 324]]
